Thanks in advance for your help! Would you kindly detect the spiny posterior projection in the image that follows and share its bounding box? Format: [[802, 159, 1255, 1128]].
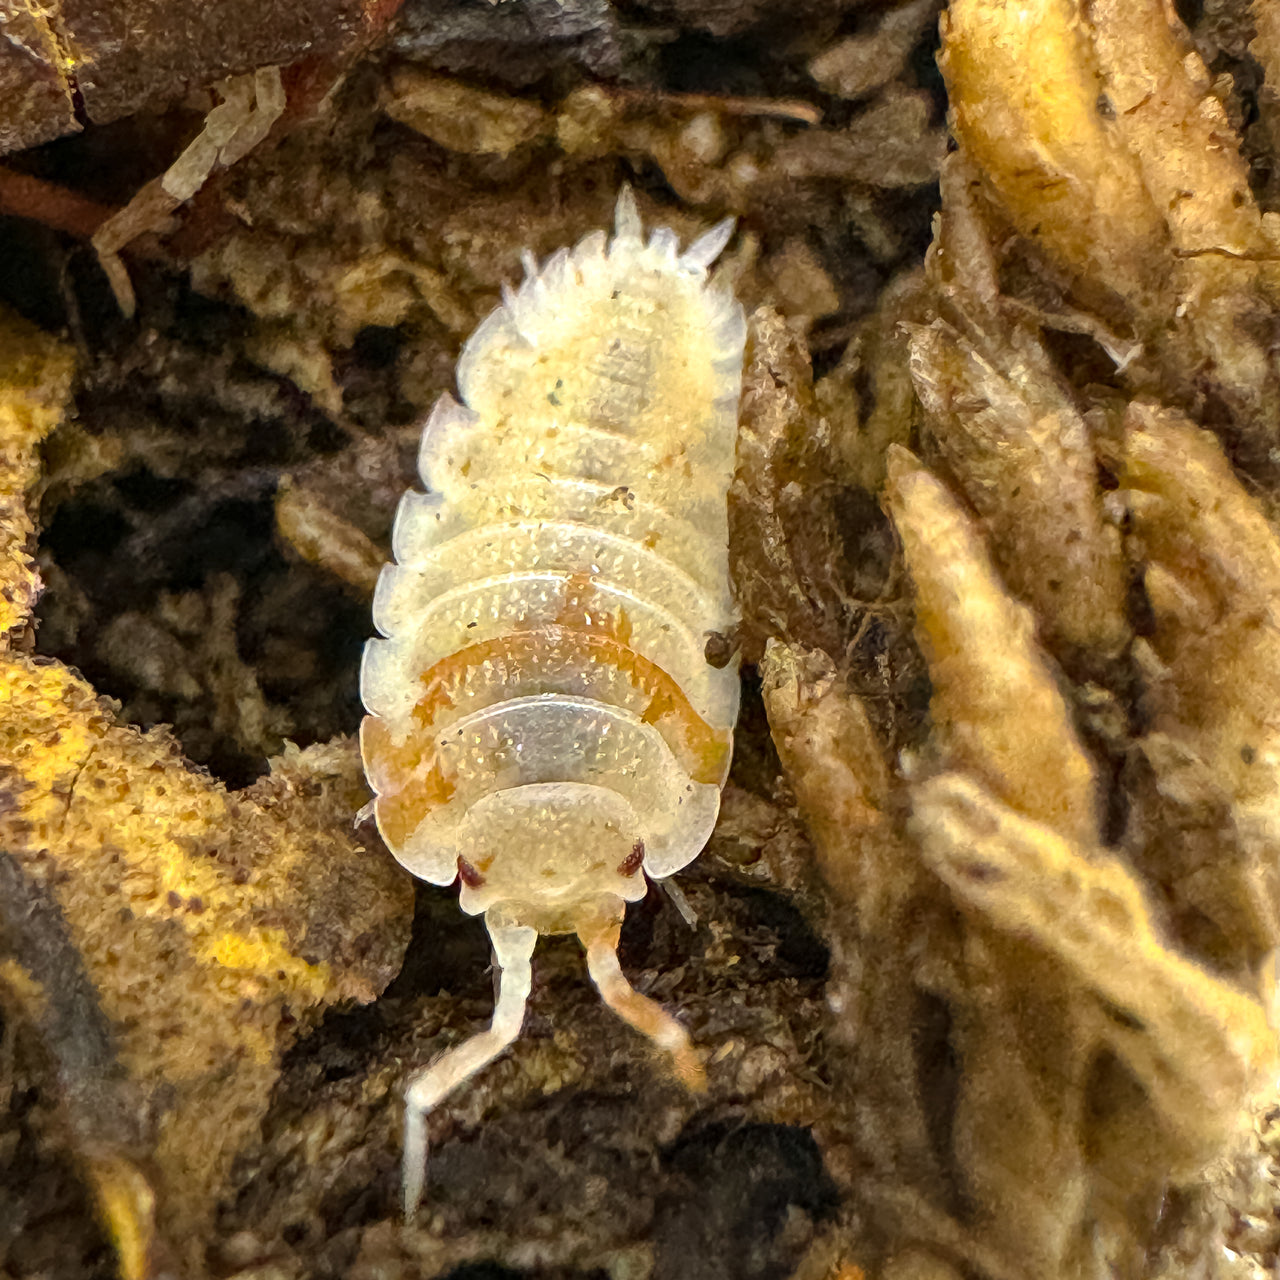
[[359, 188, 746, 1217]]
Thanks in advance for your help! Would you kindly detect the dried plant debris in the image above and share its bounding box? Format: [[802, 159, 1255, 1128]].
[[816, 267, 931, 496], [91, 66, 291, 317], [212, 871, 836, 1280], [5, 0, 1280, 1278], [274, 475, 384, 596], [938, 0, 1280, 473], [885, 446, 1100, 845], [759, 3, 1280, 1272], [730, 307, 859, 663], [1119, 404, 1280, 977], [757, 439, 1279, 1278], [905, 155, 1131, 669], [808, 0, 943, 103], [731, 307, 917, 753], [33, 319, 380, 786]]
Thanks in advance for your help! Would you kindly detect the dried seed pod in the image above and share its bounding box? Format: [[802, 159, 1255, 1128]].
[[912, 771, 1276, 1170], [359, 189, 745, 1215], [906, 316, 1130, 664], [1121, 402, 1280, 969], [883, 444, 1099, 845]]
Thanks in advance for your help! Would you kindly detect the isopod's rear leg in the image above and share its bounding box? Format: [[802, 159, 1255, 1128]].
[[402, 922, 537, 1221], [578, 906, 705, 1091]]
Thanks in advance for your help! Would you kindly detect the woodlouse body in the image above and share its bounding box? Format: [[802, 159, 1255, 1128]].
[[360, 189, 745, 1214]]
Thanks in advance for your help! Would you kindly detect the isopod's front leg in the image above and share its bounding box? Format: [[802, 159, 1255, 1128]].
[[577, 901, 705, 1090], [402, 921, 537, 1221]]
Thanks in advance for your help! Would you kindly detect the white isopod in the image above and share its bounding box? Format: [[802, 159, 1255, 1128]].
[[360, 187, 745, 1216]]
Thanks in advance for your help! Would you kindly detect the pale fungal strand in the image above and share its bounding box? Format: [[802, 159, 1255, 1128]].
[[359, 189, 745, 1218]]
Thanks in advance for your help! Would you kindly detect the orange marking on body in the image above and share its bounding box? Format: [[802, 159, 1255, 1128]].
[[363, 715, 457, 849], [373, 758, 455, 849], [555, 571, 595, 629], [552, 572, 633, 643], [641, 684, 680, 726], [412, 674, 457, 726], [411, 628, 731, 784]]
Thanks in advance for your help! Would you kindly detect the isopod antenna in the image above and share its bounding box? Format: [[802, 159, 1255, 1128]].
[[402, 922, 537, 1220], [578, 904, 706, 1092]]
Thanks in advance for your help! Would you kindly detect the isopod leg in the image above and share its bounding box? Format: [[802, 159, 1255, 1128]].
[[402, 922, 537, 1221], [579, 909, 705, 1091]]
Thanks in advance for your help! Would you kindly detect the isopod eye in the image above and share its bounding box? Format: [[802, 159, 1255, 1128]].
[[457, 856, 486, 888], [703, 629, 738, 670], [617, 840, 645, 877]]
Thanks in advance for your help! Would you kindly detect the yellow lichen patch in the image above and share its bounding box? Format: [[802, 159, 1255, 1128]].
[[0, 654, 101, 830], [0, 652, 412, 1268], [0, 956, 47, 1014], [0, 306, 74, 645], [84, 1153, 156, 1280], [194, 926, 332, 1006]]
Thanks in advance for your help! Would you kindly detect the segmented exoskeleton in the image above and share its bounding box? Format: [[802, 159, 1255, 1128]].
[[360, 188, 745, 1216]]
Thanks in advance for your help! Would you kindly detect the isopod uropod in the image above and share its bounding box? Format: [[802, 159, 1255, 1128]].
[[359, 188, 746, 1216]]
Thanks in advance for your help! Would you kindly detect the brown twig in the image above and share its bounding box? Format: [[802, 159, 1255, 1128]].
[[0, 166, 115, 239]]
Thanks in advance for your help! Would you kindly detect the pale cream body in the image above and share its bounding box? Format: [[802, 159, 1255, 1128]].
[[359, 190, 745, 1214]]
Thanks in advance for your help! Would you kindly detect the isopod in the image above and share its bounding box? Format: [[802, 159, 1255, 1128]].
[[359, 188, 745, 1216]]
